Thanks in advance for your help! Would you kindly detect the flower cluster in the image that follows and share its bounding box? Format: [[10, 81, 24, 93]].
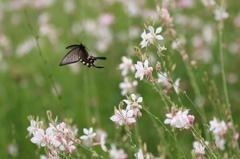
[[191, 140, 209, 158], [27, 116, 111, 158], [27, 119, 79, 158], [110, 94, 143, 128], [119, 56, 138, 96], [164, 107, 195, 129], [209, 117, 228, 150]]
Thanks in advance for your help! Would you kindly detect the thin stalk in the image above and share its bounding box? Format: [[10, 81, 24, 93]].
[[24, 11, 64, 109], [218, 25, 240, 152], [83, 69, 91, 127], [143, 108, 187, 159]]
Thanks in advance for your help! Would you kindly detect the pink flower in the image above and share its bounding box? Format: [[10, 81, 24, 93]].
[[188, 115, 195, 126], [99, 13, 115, 26]]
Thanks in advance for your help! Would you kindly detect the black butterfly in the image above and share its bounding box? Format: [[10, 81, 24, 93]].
[[59, 43, 106, 68]]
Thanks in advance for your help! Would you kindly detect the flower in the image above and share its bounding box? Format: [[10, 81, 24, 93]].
[[157, 72, 170, 87], [123, 94, 143, 118], [27, 119, 43, 136], [119, 56, 135, 76], [100, 134, 108, 152], [209, 117, 227, 136], [80, 127, 96, 141], [135, 60, 153, 81], [93, 131, 108, 151], [209, 117, 227, 150], [173, 78, 181, 93], [192, 141, 208, 156], [164, 107, 192, 129], [140, 26, 164, 48], [214, 6, 229, 21], [30, 129, 47, 147], [110, 108, 136, 126], [201, 0, 215, 6], [123, 94, 143, 109], [134, 149, 144, 159], [119, 77, 138, 96], [109, 144, 128, 159]]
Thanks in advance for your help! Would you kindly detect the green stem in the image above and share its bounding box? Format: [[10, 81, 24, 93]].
[[83, 70, 91, 127], [218, 25, 240, 153]]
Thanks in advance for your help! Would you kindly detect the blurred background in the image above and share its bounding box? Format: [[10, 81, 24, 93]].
[[0, 0, 240, 158]]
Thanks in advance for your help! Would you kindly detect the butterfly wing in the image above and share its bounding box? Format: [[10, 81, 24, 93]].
[[59, 47, 81, 66]]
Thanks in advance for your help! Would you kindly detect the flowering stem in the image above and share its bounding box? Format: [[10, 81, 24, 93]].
[[79, 144, 105, 159], [184, 60, 210, 140], [24, 10, 63, 108], [218, 25, 240, 153], [89, 70, 101, 127], [191, 127, 219, 159], [143, 108, 186, 158], [83, 71, 91, 126], [125, 126, 137, 150]]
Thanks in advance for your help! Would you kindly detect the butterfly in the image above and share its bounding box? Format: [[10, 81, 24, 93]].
[[59, 43, 106, 68]]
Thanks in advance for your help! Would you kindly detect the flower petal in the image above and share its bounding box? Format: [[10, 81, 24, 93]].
[[156, 27, 162, 34]]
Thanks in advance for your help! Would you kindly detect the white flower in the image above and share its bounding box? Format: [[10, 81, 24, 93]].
[[16, 37, 36, 57], [192, 141, 208, 155], [80, 127, 96, 141], [209, 117, 227, 150], [123, 94, 143, 110], [140, 26, 164, 48], [119, 77, 138, 96], [134, 149, 144, 159], [173, 78, 181, 93], [100, 134, 108, 152], [214, 6, 229, 21], [215, 135, 225, 150], [30, 129, 47, 147], [109, 144, 128, 159], [110, 109, 136, 126], [27, 120, 42, 136], [164, 109, 190, 129], [140, 30, 150, 48], [119, 56, 135, 76], [135, 60, 153, 80], [158, 72, 169, 85], [209, 117, 227, 135], [201, 0, 215, 6]]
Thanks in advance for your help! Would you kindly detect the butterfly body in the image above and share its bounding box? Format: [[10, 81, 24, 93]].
[[59, 43, 106, 68]]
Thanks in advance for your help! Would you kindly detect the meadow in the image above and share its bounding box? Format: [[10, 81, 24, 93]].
[[1, 0, 240, 158]]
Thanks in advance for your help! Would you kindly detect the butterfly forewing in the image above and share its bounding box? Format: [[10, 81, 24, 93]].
[[59, 48, 81, 66]]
